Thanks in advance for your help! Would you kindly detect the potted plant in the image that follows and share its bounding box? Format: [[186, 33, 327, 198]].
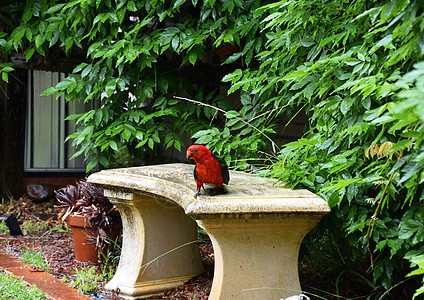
[[55, 180, 121, 263]]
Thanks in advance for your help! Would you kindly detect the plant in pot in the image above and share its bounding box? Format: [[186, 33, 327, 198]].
[[55, 180, 122, 263]]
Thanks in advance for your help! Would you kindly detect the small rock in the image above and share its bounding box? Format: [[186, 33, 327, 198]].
[[25, 183, 59, 203]]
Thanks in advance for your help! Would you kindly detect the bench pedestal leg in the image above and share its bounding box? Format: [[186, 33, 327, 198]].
[[104, 191, 204, 299], [196, 215, 322, 300]]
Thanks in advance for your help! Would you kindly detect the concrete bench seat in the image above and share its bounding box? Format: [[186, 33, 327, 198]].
[[87, 163, 330, 299]]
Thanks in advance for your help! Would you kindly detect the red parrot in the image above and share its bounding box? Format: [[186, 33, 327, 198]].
[[186, 144, 230, 198]]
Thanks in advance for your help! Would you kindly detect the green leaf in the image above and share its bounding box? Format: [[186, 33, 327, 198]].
[[87, 41, 103, 56], [341, 97, 354, 115], [35, 34, 44, 48], [173, 0, 185, 9], [47, 3, 65, 14], [41, 86, 59, 96], [109, 140, 118, 151], [25, 47, 35, 61], [70, 147, 86, 160], [282, 69, 308, 80], [22, 8, 32, 23], [99, 155, 108, 167], [122, 129, 131, 141], [1, 66, 13, 72], [13, 27, 26, 42], [135, 131, 144, 140], [222, 69, 243, 83], [148, 138, 154, 149], [127, 1, 137, 11], [192, 129, 212, 139], [223, 52, 242, 64], [301, 37, 315, 47], [86, 159, 98, 172], [188, 51, 197, 65], [136, 139, 148, 148], [370, 34, 393, 54], [1, 71, 8, 83], [151, 131, 160, 143]]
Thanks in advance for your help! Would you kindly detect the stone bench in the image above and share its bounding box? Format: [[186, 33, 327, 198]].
[[87, 163, 330, 299]]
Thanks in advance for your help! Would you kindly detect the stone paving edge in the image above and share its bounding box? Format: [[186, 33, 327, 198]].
[[0, 249, 91, 300]]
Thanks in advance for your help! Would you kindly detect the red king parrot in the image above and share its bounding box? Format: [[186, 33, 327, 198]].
[[186, 144, 230, 198]]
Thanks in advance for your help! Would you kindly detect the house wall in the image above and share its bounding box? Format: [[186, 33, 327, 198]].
[[23, 176, 84, 189]]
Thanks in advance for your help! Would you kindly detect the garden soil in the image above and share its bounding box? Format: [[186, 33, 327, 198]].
[[0, 196, 212, 300]]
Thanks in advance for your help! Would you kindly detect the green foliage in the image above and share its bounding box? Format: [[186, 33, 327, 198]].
[[189, 0, 424, 296], [0, 221, 8, 235], [2, 0, 270, 170], [232, 0, 423, 297], [0, 63, 14, 84], [0, 270, 51, 300], [406, 251, 424, 299], [21, 221, 48, 234], [98, 236, 121, 282], [0, 197, 14, 214], [67, 266, 102, 294], [2, 0, 424, 297], [21, 245, 50, 272]]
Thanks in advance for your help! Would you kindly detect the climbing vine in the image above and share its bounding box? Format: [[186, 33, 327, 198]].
[[223, 0, 424, 297], [1, 0, 271, 169]]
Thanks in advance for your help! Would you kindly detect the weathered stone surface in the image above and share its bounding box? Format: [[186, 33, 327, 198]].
[[88, 163, 331, 299], [88, 163, 329, 215]]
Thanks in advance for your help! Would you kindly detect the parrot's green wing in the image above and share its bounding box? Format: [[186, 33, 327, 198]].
[[212, 154, 230, 184]]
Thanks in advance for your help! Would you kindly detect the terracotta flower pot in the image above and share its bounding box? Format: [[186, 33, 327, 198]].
[[67, 214, 99, 263]]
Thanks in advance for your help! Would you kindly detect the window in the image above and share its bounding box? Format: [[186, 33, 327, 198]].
[[25, 70, 95, 171]]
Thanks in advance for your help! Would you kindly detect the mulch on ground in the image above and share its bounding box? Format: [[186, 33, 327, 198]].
[[0, 196, 213, 300]]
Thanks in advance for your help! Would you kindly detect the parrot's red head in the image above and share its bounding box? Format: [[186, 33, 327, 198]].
[[186, 144, 211, 162]]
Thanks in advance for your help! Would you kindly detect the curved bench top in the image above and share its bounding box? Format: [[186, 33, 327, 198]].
[[87, 163, 330, 217]]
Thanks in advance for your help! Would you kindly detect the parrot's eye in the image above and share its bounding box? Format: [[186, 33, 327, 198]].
[[194, 149, 198, 153]]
